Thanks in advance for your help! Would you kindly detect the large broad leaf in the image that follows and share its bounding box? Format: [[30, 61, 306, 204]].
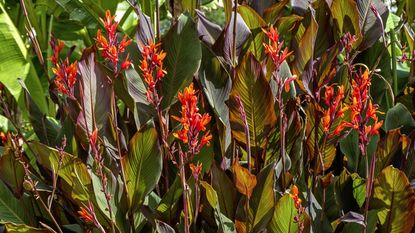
[[3, 223, 54, 232], [199, 46, 232, 154], [329, 0, 361, 38], [371, 166, 415, 233], [121, 127, 162, 212], [268, 194, 310, 233], [250, 164, 275, 232], [156, 176, 183, 223], [263, 0, 289, 24], [56, 0, 104, 29], [200, 181, 236, 233], [212, 11, 251, 65], [356, 0, 388, 50], [0, 5, 47, 113], [211, 163, 237, 219], [196, 9, 222, 47], [30, 141, 91, 203], [0, 147, 24, 198], [292, 10, 318, 96], [77, 52, 113, 139], [385, 103, 415, 133], [0, 181, 33, 225], [228, 54, 277, 151], [20, 81, 61, 147], [161, 14, 202, 109], [238, 5, 267, 61], [135, 8, 154, 49], [374, 129, 403, 176]]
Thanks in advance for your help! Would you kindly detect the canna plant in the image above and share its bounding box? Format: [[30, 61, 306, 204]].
[[0, 0, 415, 233]]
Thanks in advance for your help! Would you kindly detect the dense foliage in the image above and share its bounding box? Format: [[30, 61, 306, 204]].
[[0, 0, 415, 232]]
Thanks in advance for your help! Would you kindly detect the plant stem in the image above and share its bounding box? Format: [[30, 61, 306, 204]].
[[235, 95, 251, 172], [232, 0, 238, 67], [155, 0, 161, 42], [362, 152, 376, 233], [179, 152, 190, 233], [390, 29, 398, 95]]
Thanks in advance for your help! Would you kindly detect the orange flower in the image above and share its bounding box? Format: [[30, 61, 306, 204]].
[[190, 162, 203, 180], [49, 36, 78, 97], [78, 206, 94, 224], [96, 10, 132, 76], [290, 185, 302, 209], [263, 25, 293, 69], [139, 40, 167, 92], [321, 85, 346, 134], [173, 83, 212, 154]]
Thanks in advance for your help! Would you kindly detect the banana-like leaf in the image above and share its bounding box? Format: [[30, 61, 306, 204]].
[[211, 163, 237, 219], [371, 166, 415, 233], [385, 103, 415, 133], [238, 5, 267, 61], [228, 54, 277, 151], [4, 223, 55, 233], [330, 0, 361, 39], [56, 0, 104, 29], [250, 164, 275, 232], [374, 129, 403, 176], [161, 14, 202, 109], [0, 147, 24, 198], [77, 51, 113, 140], [268, 194, 310, 233], [263, 0, 289, 24], [0, 5, 47, 113], [200, 181, 236, 233], [0, 181, 33, 225], [31, 141, 91, 203], [121, 127, 162, 212]]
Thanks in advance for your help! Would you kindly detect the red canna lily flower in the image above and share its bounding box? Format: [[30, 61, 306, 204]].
[[96, 10, 132, 76], [321, 85, 346, 135], [263, 25, 293, 69], [78, 207, 95, 223], [49, 36, 78, 97], [190, 162, 203, 181], [173, 83, 212, 155]]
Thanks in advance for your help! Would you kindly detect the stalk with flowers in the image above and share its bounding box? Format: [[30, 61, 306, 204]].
[[0, 1, 415, 233]]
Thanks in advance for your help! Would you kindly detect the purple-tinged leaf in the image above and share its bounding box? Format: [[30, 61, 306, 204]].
[[196, 9, 222, 47], [339, 211, 365, 225], [136, 8, 155, 51]]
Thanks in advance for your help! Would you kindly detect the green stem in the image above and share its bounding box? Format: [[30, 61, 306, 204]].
[[390, 29, 398, 95]]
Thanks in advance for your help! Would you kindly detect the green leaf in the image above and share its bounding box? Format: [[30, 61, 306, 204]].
[[351, 173, 366, 208], [330, 0, 361, 38], [121, 127, 162, 212], [263, 0, 289, 24], [250, 164, 275, 232], [21, 81, 61, 147], [292, 11, 318, 95], [161, 13, 202, 109], [211, 163, 237, 219], [228, 54, 277, 151], [56, 0, 104, 29], [200, 181, 236, 233], [238, 5, 267, 61], [371, 166, 415, 233], [0, 181, 32, 225], [4, 223, 54, 232], [374, 129, 403, 176], [0, 148, 24, 198], [356, 0, 389, 50], [31, 141, 91, 203], [156, 176, 183, 223], [385, 103, 415, 133], [155, 220, 175, 233], [0, 5, 47, 114], [268, 194, 310, 233]]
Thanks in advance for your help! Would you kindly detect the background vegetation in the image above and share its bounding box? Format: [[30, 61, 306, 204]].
[[0, 0, 414, 232]]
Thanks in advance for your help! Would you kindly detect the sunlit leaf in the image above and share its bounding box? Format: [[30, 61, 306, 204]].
[[371, 166, 415, 233], [121, 127, 162, 211], [232, 161, 256, 198]]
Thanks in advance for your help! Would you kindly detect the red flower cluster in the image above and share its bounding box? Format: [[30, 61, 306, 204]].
[[322, 85, 348, 135], [139, 41, 167, 104], [190, 162, 203, 181], [49, 36, 78, 97], [96, 10, 132, 76], [338, 70, 383, 154], [78, 202, 95, 224], [173, 83, 212, 154], [290, 185, 302, 209], [263, 25, 293, 70]]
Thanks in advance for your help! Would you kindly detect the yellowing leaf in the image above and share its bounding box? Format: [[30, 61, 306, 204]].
[[232, 161, 257, 198], [371, 166, 415, 233]]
